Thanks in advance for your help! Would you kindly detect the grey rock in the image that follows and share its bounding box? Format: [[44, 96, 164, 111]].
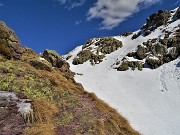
[[0, 21, 23, 59]]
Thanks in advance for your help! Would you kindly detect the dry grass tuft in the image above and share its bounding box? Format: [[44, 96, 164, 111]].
[[87, 92, 140, 135], [96, 119, 105, 135], [32, 99, 58, 123], [0, 46, 140, 134], [25, 99, 58, 135], [24, 123, 55, 135]]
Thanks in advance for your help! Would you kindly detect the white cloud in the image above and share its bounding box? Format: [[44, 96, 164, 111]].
[[54, 0, 68, 4], [68, 0, 86, 10], [87, 0, 161, 30], [54, 0, 86, 9], [74, 20, 82, 25]]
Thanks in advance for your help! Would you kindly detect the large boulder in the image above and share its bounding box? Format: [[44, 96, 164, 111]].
[[146, 55, 163, 69], [0, 21, 23, 59], [136, 46, 147, 60], [0, 91, 33, 134], [151, 42, 167, 56], [168, 45, 180, 59], [30, 59, 52, 72], [74, 37, 122, 65], [43, 49, 75, 80], [43, 49, 69, 69], [117, 60, 144, 71]]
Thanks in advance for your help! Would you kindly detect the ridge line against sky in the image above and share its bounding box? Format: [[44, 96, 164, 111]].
[[0, 0, 179, 55], [1, 0, 179, 31]]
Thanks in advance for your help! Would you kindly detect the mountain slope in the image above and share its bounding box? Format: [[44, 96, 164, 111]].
[[66, 7, 180, 135], [0, 21, 140, 134]]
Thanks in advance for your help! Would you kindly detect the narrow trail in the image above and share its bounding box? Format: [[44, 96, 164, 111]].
[[159, 65, 168, 92], [173, 59, 180, 80], [159, 57, 180, 92]]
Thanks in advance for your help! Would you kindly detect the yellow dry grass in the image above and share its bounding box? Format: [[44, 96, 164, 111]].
[[21, 49, 139, 135], [24, 123, 55, 135], [87, 92, 140, 135], [32, 99, 58, 123], [25, 99, 58, 135]]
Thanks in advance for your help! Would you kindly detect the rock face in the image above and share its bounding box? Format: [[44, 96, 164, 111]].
[[175, 7, 180, 19], [0, 91, 33, 134], [0, 21, 23, 59], [42, 49, 75, 80], [73, 37, 122, 65], [30, 59, 53, 72], [140, 10, 171, 37], [143, 10, 171, 30], [136, 46, 147, 60], [43, 49, 69, 68], [0, 20, 141, 135]]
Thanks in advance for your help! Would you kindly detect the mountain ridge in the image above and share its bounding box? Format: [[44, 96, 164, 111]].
[[66, 7, 180, 71], [65, 6, 180, 135], [0, 6, 179, 135], [0, 18, 139, 135]]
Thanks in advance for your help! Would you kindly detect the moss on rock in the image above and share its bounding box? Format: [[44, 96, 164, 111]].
[[117, 61, 129, 71], [117, 60, 144, 71], [73, 37, 122, 65], [146, 55, 163, 69], [136, 46, 148, 60], [30, 59, 52, 72], [0, 21, 23, 59]]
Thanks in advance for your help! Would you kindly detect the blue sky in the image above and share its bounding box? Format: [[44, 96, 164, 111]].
[[0, 0, 179, 55]]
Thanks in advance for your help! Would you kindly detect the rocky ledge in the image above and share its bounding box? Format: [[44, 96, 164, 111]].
[[0, 91, 33, 135]]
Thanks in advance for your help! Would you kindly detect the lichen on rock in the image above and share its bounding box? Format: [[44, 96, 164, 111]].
[[0, 91, 34, 134], [0, 21, 23, 59], [73, 37, 122, 65]]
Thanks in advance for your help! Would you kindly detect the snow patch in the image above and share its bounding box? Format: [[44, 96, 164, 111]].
[[66, 7, 180, 135]]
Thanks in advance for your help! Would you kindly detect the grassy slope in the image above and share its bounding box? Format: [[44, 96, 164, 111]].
[[0, 47, 140, 135]]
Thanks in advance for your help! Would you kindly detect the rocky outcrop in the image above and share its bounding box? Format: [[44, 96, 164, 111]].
[[30, 59, 53, 72], [0, 91, 33, 134], [43, 49, 69, 68], [43, 49, 75, 80], [0, 21, 23, 59], [73, 37, 122, 65], [120, 32, 133, 37], [140, 10, 171, 37], [143, 10, 171, 30], [117, 29, 180, 70], [136, 46, 148, 60], [132, 32, 141, 40], [73, 49, 105, 65], [117, 59, 143, 71], [174, 7, 180, 19], [0, 20, 141, 135]]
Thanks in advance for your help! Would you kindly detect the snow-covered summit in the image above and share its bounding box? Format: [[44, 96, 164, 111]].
[[65, 7, 180, 135]]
